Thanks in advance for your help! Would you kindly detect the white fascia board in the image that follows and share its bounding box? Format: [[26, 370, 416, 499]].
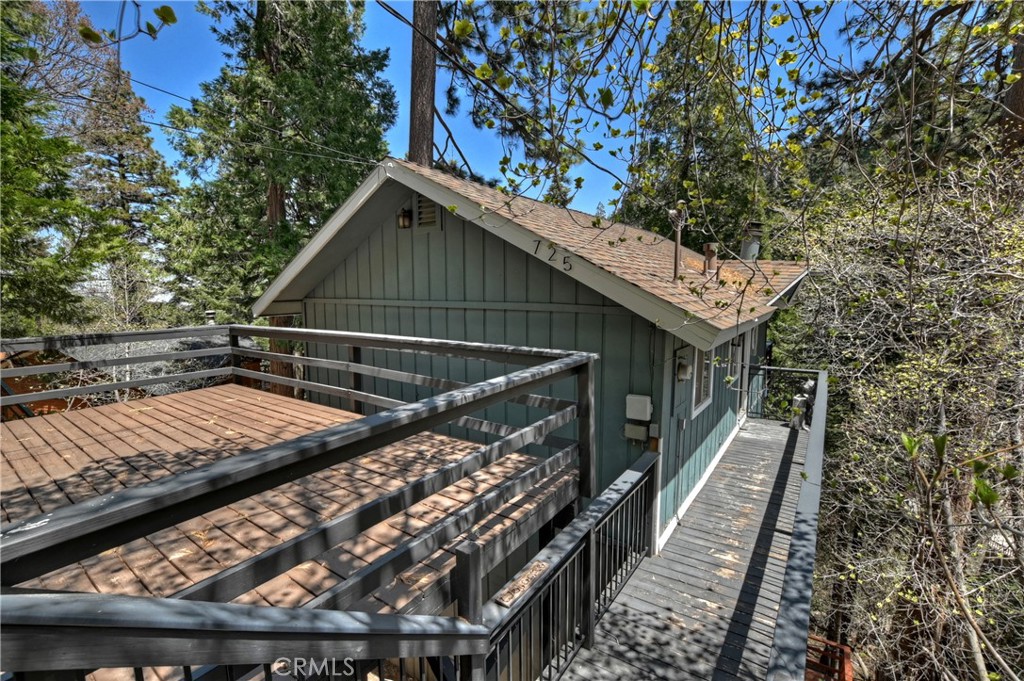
[[383, 161, 719, 350], [705, 313, 773, 350], [261, 300, 304, 316], [767, 268, 810, 306], [252, 165, 389, 318]]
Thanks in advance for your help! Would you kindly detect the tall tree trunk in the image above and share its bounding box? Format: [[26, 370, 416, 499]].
[[255, 1, 294, 395], [267, 313, 295, 397], [409, 0, 437, 166], [266, 181, 285, 234]]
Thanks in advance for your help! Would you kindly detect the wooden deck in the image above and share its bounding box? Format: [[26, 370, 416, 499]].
[[0, 383, 577, 615], [564, 418, 808, 681]]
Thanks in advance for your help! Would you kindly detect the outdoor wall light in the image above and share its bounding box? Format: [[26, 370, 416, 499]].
[[676, 361, 693, 382], [397, 207, 413, 230]]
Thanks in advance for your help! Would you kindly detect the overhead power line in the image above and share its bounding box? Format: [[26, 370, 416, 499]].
[[48, 46, 385, 168]]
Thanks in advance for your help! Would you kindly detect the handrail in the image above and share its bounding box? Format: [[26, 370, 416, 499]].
[[0, 349, 594, 583], [0, 325, 231, 353], [484, 450, 659, 632], [230, 324, 573, 363], [767, 370, 829, 681], [0, 367, 232, 407], [0, 592, 490, 670], [1, 346, 230, 379], [0, 324, 571, 362], [748, 364, 821, 375], [0, 325, 615, 680], [475, 450, 660, 681], [0, 447, 657, 680], [174, 410, 576, 604], [0, 324, 582, 408], [746, 363, 821, 421]]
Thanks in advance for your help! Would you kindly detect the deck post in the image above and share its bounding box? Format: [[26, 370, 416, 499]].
[[648, 451, 662, 557], [227, 330, 241, 385], [576, 360, 597, 500], [453, 541, 486, 681], [453, 541, 483, 624], [583, 527, 597, 649], [349, 345, 363, 414]]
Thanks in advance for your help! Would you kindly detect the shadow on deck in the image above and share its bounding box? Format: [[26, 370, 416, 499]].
[[565, 418, 812, 681]]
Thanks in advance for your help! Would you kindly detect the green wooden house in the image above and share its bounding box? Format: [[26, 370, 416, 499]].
[[254, 159, 807, 548]]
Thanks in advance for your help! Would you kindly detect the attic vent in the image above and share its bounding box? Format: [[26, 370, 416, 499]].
[[414, 193, 440, 232]]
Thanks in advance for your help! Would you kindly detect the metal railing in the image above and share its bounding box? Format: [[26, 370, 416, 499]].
[[0, 454, 660, 681], [746, 364, 822, 423], [0, 325, 664, 681], [479, 451, 660, 681]]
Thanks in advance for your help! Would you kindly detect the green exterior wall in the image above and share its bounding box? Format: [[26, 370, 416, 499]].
[[292, 193, 772, 521], [656, 320, 770, 528], [299, 202, 664, 492]]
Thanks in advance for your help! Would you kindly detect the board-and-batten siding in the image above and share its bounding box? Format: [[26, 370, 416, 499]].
[[659, 337, 737, 526], [656, 320, 770, 528], [300, 209, 661, 492]]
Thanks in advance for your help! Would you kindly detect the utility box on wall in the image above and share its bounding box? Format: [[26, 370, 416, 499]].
[[626, 394, 653, 421]]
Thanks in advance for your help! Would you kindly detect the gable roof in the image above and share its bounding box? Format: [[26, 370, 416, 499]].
[[254, 158, 808, 349]]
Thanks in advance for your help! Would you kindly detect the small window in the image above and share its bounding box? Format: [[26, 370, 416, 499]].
[[693, 347, 713, 414]]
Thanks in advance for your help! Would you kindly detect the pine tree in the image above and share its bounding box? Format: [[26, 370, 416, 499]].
[[160, 0, 397, 322], [72, 60, 179, 328], [615, 8, 762, 251], [0, 2, 116, 336]]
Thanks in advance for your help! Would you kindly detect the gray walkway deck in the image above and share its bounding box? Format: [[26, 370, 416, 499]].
[[564, 418, 809, 681]]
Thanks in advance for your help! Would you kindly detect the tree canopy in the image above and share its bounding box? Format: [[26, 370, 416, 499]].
[[160, 0, 397, 321], [0, 2, 117, 336], [0, 4, 1021, 678]]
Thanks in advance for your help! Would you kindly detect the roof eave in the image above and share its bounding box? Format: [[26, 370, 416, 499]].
[[767, 268, 811, 307], [252, 165, 389, 318], [382, 161, 727, 350]]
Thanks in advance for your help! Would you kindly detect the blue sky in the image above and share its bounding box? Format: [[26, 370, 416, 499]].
[[79, 1, 849, 214], [79, 1, 627, 213], [78, 2, 602, 210]]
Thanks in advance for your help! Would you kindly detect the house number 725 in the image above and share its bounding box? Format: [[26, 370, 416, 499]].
[[533, 240, 572, 271]]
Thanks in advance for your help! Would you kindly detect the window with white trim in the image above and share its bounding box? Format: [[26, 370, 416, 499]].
[[693, 347, 713, 413]]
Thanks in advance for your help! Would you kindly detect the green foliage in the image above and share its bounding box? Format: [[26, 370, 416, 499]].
[[440, 0, 610, 206], [76, 2, 176, 45], [72, 59, 180, 328], [160, 0, 396, 322], [615, 8, 764, 251], [0, 3, 118, 336], [970, 477, 1000, 509]]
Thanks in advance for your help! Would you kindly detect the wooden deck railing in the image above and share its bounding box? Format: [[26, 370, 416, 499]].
[[0, 325, 663, 681], [0, 451, 660, 681]]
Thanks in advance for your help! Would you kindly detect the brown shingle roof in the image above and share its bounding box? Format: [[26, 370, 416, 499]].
[[392, 159, 807, 330]]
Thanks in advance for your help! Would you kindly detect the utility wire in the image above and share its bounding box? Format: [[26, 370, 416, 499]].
[[375, 0, 636, 194], [58, 97, 380, 167], [49, 47, 385, 168]]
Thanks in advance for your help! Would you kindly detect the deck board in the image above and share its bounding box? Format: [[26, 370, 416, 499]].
[[1, 383, 577, 616], [565, 419, 808, 681]]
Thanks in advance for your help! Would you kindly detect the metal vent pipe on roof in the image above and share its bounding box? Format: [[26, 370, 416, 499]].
[[703, 243, 719, 275], [740, 220, 763, 260], [669, 201, 687, 282]]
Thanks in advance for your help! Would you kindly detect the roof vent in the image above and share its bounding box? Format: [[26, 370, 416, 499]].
[[414, 193, 440, 231], [740, 221, 763, 260], [703, 242, 719, 276]]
